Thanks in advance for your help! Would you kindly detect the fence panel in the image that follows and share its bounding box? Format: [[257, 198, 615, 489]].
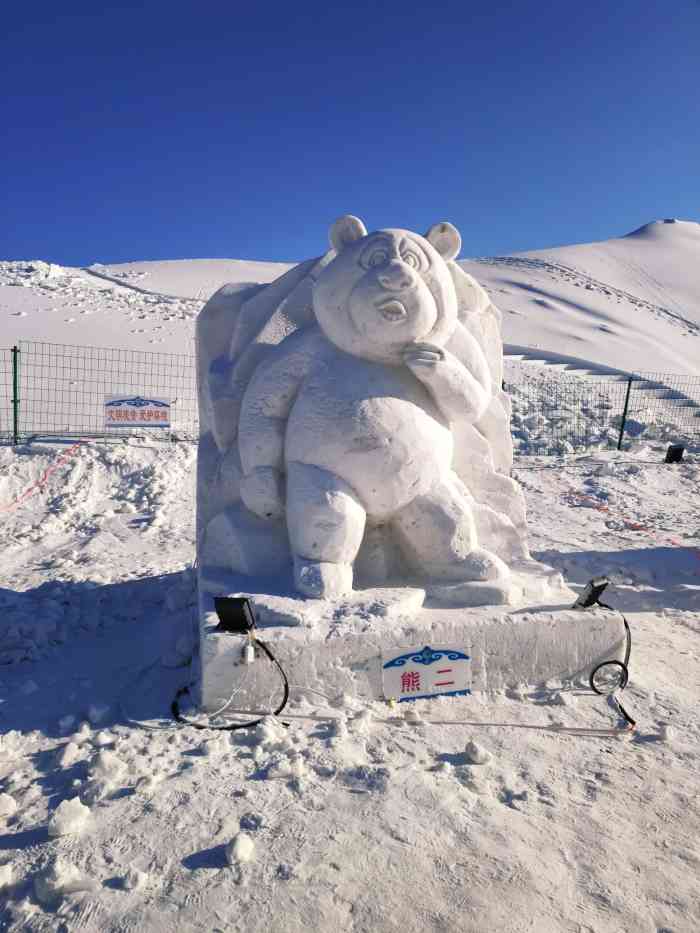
[[16, 341, 197, 442], [625, 373, 700, 441], [2, 339, 698, 452], [507, 371, 632, 454], [0, 347, 14, 443], [506, 368, 700, 455]]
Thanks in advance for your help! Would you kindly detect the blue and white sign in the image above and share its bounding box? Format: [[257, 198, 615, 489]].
[[381, 645, 471, 702], [105, 395, 171, 429]]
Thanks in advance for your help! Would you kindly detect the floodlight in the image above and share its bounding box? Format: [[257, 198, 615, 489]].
[[214, 596, 256, 633], [572, 577, 610, 610], [664, 444, 685, 464]]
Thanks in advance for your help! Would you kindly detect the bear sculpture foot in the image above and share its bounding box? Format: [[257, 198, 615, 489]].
[[417, 547, 509, 585], [422, 548, 514, 607], [426, 579, 514, 608], [294, 558, 353, 599]]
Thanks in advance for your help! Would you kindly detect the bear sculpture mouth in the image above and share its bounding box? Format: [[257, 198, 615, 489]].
[[377, 299, 407, 322]]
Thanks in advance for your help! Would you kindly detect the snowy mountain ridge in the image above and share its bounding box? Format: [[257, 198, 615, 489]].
[[2, 218, 699, 377]]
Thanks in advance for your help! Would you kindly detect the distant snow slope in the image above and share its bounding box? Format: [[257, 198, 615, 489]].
[[1, 219, 698, 375], [465, 219, 700, 376]]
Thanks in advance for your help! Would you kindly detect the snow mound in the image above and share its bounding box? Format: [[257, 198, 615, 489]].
[[225, 833, 255, 865], [0, 863, 13, 889], [47, 797, 90, 837], [34, 856, 98, 905], [0, 793, 18, 820]]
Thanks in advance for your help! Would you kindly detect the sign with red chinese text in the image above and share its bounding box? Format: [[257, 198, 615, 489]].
[[381, 645, 471, 702], [104, 395, 171, 429]]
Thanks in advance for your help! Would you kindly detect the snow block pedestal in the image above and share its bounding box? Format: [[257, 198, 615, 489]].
[[197, 564, 625, 713], [193, 215, 625, 715]]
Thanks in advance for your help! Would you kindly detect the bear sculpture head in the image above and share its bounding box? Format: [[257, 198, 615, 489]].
[[313, 215, 462, 365]]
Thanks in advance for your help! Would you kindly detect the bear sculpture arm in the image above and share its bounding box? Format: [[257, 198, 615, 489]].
[[404, 321, 492, 423], [237, 329, 320, 519]]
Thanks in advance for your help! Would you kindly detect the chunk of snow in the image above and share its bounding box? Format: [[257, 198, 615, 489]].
[[48, 797, 90, 836], [0, 794, 18, 820], [658, 723, 674, 743], [349, 709, 374, 735], [89, 749, 126, 782], [328, 716, 349, 740], [254, 716, 288, 748], [464, 740, 492, 765], [34, 856, 97, 905], [0, 863, 13, 889], [73, 722, 93, 743], [57, 742, 82, 768], [201, 737, 227, 757], [92, 730, 114, 747], [226, 833, 255, 865], [120, 868, 149, 891]]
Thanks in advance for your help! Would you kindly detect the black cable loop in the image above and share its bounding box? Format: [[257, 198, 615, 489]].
[[588, 600, 635, 728], [171, 636, 290, 732]]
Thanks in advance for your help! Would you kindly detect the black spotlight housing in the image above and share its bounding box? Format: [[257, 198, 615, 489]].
[[213, 596, 256, 633], [664, 444, 685, 464], [572, 577, 610, 609]]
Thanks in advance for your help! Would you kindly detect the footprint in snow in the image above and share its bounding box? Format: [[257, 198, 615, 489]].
[[498, 786, 529, 810]]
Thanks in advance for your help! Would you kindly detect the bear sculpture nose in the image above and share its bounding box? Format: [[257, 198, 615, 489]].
[[376, 260, 415, 292]]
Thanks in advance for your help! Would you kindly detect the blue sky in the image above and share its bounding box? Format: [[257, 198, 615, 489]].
[[2, 0, 699, 265]]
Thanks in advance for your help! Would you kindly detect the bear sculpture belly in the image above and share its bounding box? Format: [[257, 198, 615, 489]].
[[286, 353, 453, 518]]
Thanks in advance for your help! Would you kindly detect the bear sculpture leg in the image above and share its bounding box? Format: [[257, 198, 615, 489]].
[[392, 473, 508, 585], [286, 461, 366, 598]]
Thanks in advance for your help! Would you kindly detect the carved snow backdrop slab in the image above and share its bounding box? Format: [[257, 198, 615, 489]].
[[195, 217, 625, 712]]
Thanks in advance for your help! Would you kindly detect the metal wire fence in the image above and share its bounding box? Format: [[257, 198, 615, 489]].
[[2, 341, 197, 443], [0, 348, 15, 443], [1, 341, 698, 452], [507, 367, 700, 454]]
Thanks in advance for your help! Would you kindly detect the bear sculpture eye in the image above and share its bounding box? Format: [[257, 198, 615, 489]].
[[401, 249, 425, 271], [367, 249, 388, 268]]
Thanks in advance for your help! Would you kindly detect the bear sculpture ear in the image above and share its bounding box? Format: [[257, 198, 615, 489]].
[[425, 222, 461, 262], [329, 215, 368, 252]]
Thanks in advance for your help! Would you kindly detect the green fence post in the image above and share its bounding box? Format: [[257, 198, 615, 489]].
[[11, 345, 19, 445], [617, 376, 633, 451]]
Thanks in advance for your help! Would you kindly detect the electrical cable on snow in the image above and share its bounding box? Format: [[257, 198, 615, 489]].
[[171, 636, 290, 731], [588, 599, 636, 729]]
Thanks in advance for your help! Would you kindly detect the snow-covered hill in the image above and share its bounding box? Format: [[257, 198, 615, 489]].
[[2, 218, 699, 376], [466, 219, 700, 376]]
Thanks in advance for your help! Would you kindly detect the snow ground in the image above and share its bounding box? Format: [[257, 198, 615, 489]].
[[0, 440, 699, 932], [1, 219, 699, 930]]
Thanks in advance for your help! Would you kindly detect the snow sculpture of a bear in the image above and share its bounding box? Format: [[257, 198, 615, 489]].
[[197, 216, 530, 606]]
